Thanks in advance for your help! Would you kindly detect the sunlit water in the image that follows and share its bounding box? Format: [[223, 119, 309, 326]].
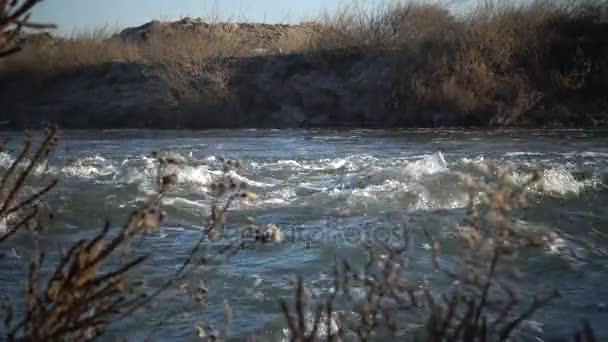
[[1, 129, 608, 340]]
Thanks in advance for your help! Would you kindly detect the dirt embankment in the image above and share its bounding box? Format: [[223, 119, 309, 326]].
[[0, 19, 398, 129], [2, 3, 608, 129]]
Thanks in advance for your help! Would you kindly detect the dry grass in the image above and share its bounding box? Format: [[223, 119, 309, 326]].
[[5, 18, 294, 71], [6, 27, 241, 71]]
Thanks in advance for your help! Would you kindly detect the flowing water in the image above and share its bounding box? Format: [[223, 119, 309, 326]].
[[1, 129, 608, 340]]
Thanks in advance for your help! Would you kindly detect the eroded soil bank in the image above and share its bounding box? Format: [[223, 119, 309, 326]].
[[1, 13, 607, 129]]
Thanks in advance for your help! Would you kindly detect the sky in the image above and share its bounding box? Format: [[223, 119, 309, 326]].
[[31, 0, 347, 35]]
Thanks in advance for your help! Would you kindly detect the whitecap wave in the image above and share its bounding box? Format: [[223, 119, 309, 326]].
[[540, 167, 585, 195], [103, 154, 272, 193], [61, 156, 116, 178], [259, 187, 297, 206], [459, 156, 591, 197], [504, 152, 544, 157], [162, 197, 208, 210], [0, 151, 13, 167], [402, 151, 448, 179], [252, 155, 378, 173]]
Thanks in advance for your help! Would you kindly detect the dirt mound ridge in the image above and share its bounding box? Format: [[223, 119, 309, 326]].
[[117, 18, 319, 51]]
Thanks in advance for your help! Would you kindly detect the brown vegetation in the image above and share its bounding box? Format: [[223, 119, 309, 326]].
[[5, 18, 309, 70], [289, 0, 608, 126]]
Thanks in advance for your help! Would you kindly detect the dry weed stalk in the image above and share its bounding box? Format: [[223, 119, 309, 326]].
[[418, 167, 593, 341], [0, 129, 247, 341], [0, 133, 258, 340], [0, 0, 54, 58], [280, 167, 591, 341], [281, 230, 420, 342], [420, 169, 560, 341], [130, 156, 270, 341], [0, 127, 58, 242], [0, 130, 176, 341]]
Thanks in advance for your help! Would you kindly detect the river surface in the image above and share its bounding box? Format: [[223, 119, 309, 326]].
[[1, 129, 608, 341]]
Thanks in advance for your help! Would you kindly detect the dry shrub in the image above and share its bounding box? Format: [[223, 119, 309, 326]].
[[138, 25, 241, 106], [291, 1, 453, 52], [138, 24, 245, 64], [295, 0, 604, 125], [317, 2, 454, 49], [377, 1, 454, 46], [389, 0, 608, 125], [273, 24, 321, 54]]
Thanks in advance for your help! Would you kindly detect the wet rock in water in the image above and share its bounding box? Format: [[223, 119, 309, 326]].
[[265, 224, 283, 242], [241, 223, 283, 242]]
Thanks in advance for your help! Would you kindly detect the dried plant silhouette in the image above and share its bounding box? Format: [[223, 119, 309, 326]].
[[0, 131, 264, 340], [0, 128, 58, 242], [280, 166, 598, 341], [0, 0, 55, 58], [0, 129, 167, 340]]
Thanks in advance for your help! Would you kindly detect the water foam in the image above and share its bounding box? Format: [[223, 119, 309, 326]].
[[402, 151, 448, 179], [61, 156, 116, 178], [162, 197, 207, 210], [325, 156, 466, 212], [459, 156, 589, 197], [252, 155, 379, 173], [540, 167, 585, 195], [0, 151, 13, 167]]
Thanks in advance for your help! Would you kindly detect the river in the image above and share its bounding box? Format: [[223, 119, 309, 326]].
[[1, 129, 607, 340]]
